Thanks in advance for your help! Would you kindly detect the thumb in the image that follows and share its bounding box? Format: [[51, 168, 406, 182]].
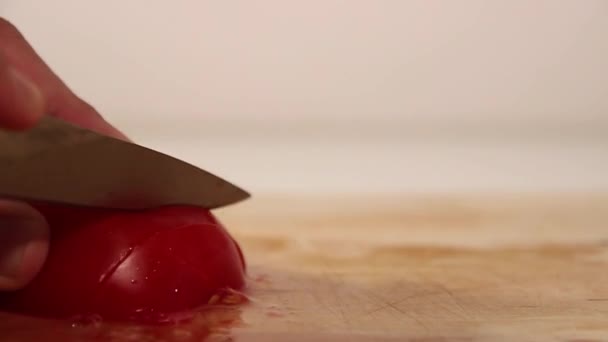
[[0, 200, 49, 291]]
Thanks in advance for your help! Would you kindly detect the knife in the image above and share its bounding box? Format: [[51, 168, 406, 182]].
[[0, 115, 250, 210]]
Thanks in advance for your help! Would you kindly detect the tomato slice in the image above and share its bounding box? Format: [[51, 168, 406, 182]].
[[0, 204, 246, 324]]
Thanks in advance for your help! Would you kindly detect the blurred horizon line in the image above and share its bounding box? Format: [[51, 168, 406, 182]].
[[120, 117, 608, 143]]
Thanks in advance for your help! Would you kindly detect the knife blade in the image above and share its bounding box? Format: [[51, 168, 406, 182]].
[[0, 115, 250, 210]]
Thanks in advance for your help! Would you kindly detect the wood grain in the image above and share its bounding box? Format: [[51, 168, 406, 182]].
[[2, 194, 608, 341], [218, 195, 608, 341]]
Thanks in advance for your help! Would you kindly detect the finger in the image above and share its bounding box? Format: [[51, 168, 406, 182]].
[[0, 18, 128, 140], [0, 200, 49, 291], [0, 54, 45, 130]]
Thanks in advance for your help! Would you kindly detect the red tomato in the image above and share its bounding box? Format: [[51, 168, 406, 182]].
[[0, 204, 246, 324]]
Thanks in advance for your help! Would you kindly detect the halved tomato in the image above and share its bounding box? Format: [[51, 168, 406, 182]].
[[0, 204, 246, 323]]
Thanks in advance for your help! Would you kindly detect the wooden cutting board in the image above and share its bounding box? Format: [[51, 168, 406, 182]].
[[2, 195, 608, 341]]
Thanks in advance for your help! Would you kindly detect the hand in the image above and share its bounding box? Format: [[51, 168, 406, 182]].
[[0, 18, 128, 290]]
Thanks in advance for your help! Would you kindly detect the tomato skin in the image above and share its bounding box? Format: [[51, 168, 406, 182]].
[[0, 204, 246, 323]]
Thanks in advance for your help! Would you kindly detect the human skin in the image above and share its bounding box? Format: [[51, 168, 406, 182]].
[[0, 17, 127, 291]]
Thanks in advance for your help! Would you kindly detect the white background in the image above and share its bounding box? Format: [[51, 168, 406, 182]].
[[2, 1, 607, 194]]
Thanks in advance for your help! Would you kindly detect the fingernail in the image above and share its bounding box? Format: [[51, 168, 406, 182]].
[[8, 66, 41, 98], [5, 67, 45, 126], [0, 211, 49, 290]]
